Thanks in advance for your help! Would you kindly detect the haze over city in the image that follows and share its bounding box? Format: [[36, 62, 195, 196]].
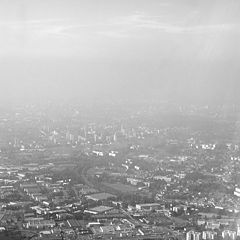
[[2, 1, 240, 240]]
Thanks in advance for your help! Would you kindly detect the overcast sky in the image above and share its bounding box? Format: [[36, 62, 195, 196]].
[[0, 0, 240, 105]]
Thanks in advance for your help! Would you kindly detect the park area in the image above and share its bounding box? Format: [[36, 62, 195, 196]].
[[103, 182, 138, 194]]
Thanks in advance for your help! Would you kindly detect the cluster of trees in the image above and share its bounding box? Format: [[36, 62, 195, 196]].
[[1, 191, 24, 203], [51, 167, 84, 184], [188, 182, 227, 194]]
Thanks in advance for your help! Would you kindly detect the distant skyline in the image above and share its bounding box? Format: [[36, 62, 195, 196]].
[[0, 0, 240, 105]]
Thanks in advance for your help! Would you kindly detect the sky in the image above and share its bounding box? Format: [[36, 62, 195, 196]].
[[0, 0, 240, 105]]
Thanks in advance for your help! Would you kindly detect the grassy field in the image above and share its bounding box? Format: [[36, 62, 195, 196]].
[[103, 182, 138, 193]]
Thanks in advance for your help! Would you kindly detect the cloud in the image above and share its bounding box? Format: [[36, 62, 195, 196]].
[[115, 12, 237, 34], [0, 11, 237, 44], [0, 19, 84, 38], [91, 11, 237, 39], [0, 19, 68, 38]]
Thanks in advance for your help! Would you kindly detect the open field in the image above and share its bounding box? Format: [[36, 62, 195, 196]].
[[103, 182, 138, 193]]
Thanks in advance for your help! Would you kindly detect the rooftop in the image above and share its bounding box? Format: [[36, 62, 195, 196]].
[[86, 192, 116, 201]]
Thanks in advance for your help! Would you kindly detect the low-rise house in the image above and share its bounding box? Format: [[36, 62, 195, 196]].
[[136, 203, 161, 211], [100, 225, 115, 234], [24, 217, 55, 229]]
